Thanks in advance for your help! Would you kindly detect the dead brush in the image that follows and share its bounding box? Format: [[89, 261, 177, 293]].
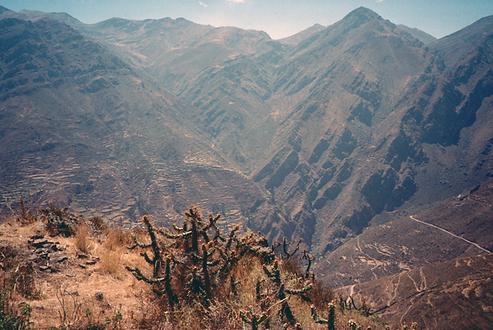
[[103, 227, 131, 251], [99, 248, 123, 277], [89, 216, 108, 233], [16, 196, 36, 225], [13, 262, 39, 299], [56, 288, 83, 329], [74, 223, 93, 254]]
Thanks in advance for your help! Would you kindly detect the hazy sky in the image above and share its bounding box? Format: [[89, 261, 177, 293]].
[[1, 0, 492, 39]]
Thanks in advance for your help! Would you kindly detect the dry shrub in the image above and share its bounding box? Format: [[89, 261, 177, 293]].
[[43, 206, 78, 237], [104, 228, 131, 251], [17, 196, 36, 225], [281, 257, 304, 277], [56, 288, 83, 328], [99, 249, 123, 277], [89, 216, 108, 233], [0, 245, 19, 272], [0, 246, 38, 299], [75, 223, 92, 254], [13, 262, 39, 299], [308, 279, 333, 308], [55, 288, 119, 330]]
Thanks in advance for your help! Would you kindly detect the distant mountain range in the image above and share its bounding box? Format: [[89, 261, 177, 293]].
[[1, 5, 492, 327]]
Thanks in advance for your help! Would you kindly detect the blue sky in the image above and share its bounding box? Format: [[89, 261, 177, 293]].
[[1, 0, 492, 39]]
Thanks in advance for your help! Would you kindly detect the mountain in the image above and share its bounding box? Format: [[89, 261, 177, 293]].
[[279, 23, 326, 46], [248, 7, 434, 244], [397, 24, 436, 44], [5, 5, 490, 256], [83, 17, 277, 94], [0, 5, 11, 15], [1, 5, 493, 328], [0, 15, 275, 225], [246, 9, 493, 253]]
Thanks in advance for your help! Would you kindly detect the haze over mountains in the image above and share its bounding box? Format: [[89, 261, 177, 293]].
[[1, 4, 492, 327]]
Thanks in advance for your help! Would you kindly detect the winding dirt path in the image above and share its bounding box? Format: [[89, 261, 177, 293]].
[[409, 215, 491, 254]]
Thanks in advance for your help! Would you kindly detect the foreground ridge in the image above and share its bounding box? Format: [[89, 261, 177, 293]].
[[0, 205, 386, 329]]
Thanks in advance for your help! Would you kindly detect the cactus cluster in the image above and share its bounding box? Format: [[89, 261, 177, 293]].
[[124, 207, 382, 329], [126, 207, 289, 310]]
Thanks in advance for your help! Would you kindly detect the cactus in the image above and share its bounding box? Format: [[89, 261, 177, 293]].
[[263, 260, 313, 325], [188, 266, 204, 296], [302, 250, 314, 279], [310, 303, 335, 330], [164, 257, 178, 308], [201, 244, 212, 299], [128, 217, 163, 277], [282, 238, 301, 259], [263, 261, 282, 286], [126, 217, 179, 307], [240, 309, 268, 330], [230, 275, 238, 297]]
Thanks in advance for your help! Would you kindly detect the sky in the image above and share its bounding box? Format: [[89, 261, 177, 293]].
[[1, 0, 492, 39]]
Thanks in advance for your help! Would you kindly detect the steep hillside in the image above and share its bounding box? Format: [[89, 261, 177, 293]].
[[322, 180, 493, 328], [397, 25, 436, 45], [0, 208, 380, 329], [337, 254, 493, 329], [6, 7, 491, 259], [279, 24, 326, 46], [84, 17, 277, 94], [318, 179, 493, 287], [250, 10, 493, 257], [250, 7, 434, 245], [0, 16, 274, 225]]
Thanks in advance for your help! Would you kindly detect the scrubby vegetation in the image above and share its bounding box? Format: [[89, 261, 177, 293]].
[[0, 203, 384, 329]]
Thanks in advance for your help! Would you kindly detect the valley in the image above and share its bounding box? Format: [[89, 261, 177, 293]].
[[0, 4, 492, 328]]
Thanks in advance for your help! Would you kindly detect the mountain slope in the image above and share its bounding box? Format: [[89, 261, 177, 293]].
[[337, 254, 493, 329], [397, 24, 436, 44], [82, 17, 276, 94], [318, 179, 493, 287], [279, 24, 326, 46], [244, 10, 493, 257], [0, 16, 273, 224]]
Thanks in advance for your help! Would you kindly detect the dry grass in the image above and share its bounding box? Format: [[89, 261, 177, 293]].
[[0, 209, 383, 330], [99, 248, 123, 278], [74, 223, 92, 254], [103, 227, 131, 251]]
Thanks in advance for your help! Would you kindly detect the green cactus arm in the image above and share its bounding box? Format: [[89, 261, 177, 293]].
[[258, 313, 268, 324], [310, 305, 328, 324], [240, 311, 252, 324], [162, 230, 192, 239], [348, 320, 358, 330], [140, 251, 154, 265], [125, 266, 165, 284], [286, 284, 313, 295]]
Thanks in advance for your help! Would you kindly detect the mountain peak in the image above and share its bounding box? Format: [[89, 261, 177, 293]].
[[343, 6, 382, 22], [0, 5, 12, 14]]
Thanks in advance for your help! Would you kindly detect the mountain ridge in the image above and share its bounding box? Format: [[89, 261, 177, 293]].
[[1, 5, 492, 328]]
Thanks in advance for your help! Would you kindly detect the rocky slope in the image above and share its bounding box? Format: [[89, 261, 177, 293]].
[[328, 180, 493, 328], [0, 14, 274, 225], [337, 253, 493, 329], [248, 9, 493, 257], [318, 179, 493, 286]]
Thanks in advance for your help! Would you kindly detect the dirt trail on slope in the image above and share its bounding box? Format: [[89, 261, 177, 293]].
[[408, 215, 491, 254]]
